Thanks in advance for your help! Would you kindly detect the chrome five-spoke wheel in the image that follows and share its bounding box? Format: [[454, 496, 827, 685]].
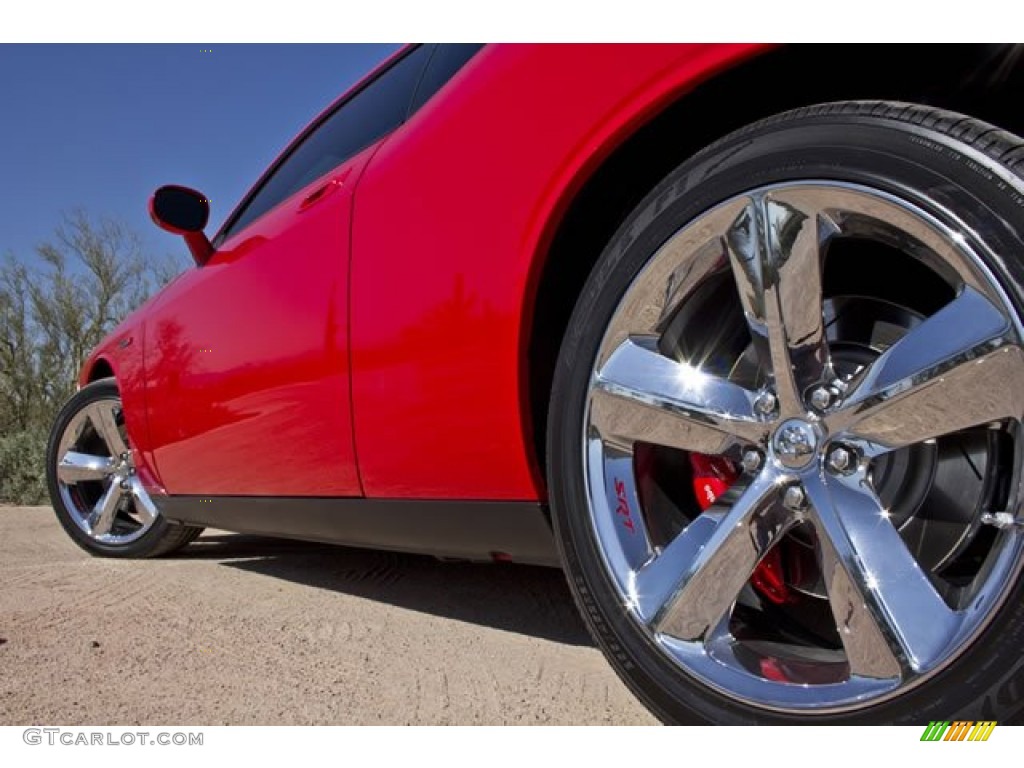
[[54, 396, 158, 545], [46, 378, 202, 558], [586, 182, 1023, 711], [549, 102, 1024, 724]]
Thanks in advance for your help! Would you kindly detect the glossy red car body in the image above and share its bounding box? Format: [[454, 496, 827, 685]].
[[53, 43, 1024, 725], [79, 44, 767, 521]]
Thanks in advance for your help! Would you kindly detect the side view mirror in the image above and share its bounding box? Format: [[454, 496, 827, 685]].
[[149, 185, 214, 266]]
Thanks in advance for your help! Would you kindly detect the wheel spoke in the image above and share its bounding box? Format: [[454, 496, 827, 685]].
[[591, 337, 764, 454], [87, 482, 123, 537], [803, 472, 959, 676], [766, 190, 834, 401], [829, 287, 1024, 452], [87, 401, 128, 458], [631, 470, 792, 641], [725, 192, 833, 416], [814, 527, 901, 680], [128, 477, 158, 526], [596, 196, 751, 365], [57, 450, 115, 484]]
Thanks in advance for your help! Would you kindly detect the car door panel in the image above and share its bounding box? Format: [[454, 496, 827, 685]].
[[142, 145, 379, 497]]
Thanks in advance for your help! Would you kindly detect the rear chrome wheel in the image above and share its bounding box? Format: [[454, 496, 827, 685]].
[[46, 378, 202, 558], [586, 182, 1023, 711], [550, 102, 1024, 723]]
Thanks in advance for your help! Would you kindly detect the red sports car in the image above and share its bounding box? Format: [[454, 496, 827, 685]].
[[46, 44, 1024, 725]]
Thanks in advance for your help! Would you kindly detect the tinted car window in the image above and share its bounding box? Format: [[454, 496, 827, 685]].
[[408, 44, 484, 115], [223, 44, 432, 239]]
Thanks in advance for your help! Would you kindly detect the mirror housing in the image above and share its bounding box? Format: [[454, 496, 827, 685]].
[[149, 185, 214, 266]]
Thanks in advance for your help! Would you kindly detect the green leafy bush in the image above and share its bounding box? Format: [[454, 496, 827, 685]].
[[0, 430, 48, 505]]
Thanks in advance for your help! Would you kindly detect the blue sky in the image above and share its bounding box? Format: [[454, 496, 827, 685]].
[[0, 44, 398, 266]]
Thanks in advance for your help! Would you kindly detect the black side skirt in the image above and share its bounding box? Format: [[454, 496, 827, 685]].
[[155, 495, 559, 567]]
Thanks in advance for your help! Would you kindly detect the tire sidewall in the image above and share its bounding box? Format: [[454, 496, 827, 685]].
[[549, 107, 1024, 724]]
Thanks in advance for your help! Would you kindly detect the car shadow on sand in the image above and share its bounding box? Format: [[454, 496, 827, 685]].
[[174, 533, 594, 648]]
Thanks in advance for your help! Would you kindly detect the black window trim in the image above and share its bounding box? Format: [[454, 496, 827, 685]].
[[405, 44, 438, 122], [212, 43, 432, 248], [406, 43, 484, 119]]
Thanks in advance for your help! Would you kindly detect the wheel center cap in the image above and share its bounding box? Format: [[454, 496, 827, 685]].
[[772, 419, 819, 469]]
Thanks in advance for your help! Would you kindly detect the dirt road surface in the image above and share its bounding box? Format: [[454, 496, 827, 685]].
[[0, 506, 656, 725]]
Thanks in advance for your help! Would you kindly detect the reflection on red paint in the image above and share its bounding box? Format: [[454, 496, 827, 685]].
[[78, 43, 768, 502]]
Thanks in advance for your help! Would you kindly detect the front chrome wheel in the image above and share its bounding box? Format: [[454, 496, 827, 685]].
[[54, 394, 160, 545], [47, 378, 203, 559], [583, 180, 1024, 712]]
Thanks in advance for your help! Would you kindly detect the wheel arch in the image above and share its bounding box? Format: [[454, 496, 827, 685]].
[[522, 43, 1024, 486], [75, 327, 162, 492], [82, 356, 115, 386]]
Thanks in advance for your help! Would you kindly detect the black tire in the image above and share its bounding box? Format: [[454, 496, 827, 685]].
[[46, 378, 203, 558], [548, 101, 1024, 724]]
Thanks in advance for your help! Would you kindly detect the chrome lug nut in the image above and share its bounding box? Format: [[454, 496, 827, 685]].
[[809, 386, 834, 411], [740, 449, 763, 473], [753, 391, 777, 418], [827, 444, 855, 474], [782, 485, 806, 511], [981, 512, 1024, 530], [119, 479, 130, 491]]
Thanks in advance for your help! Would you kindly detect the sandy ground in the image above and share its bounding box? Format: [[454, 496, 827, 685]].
[[0, 505, 656, 725]]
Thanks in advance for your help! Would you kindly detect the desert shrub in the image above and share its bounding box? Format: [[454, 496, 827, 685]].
[[0, 430, 48, 505]]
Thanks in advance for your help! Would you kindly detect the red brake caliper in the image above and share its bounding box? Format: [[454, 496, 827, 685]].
[[689, 453, 792, 605]]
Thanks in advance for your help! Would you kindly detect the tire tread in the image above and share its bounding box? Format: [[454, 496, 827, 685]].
[[689, 101, 1024, 177]]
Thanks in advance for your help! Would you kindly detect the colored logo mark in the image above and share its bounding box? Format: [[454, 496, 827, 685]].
[[920, 721, 996, 741]]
